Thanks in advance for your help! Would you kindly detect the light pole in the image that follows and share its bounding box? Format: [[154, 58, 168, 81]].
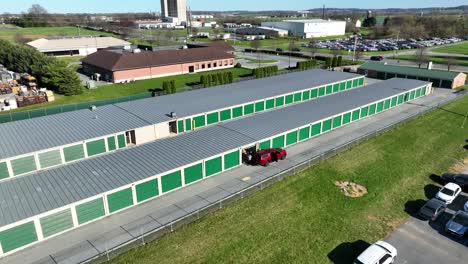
[[352, 34, 358, 62]]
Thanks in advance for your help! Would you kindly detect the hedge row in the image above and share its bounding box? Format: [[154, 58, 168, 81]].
[[296, 60, 318, 71], [253, 66, 278, 79], [200, 71, 234, 88], [162, 80, 176, 94]]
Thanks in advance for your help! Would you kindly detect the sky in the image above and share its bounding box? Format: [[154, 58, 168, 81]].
[[2, 0, 467, 14]]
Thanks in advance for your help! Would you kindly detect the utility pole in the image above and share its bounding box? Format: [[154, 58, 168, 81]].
[[352, 34, 358, 62], [393, 30, 400, 59]]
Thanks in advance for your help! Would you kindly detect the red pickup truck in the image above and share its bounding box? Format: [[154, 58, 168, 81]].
[[254, 148, 287, 166]]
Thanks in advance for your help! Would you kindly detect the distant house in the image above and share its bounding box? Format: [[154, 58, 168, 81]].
[[358, 62, 466, 89], [81, 42, 236, 83], [27, 36, 131, 57]]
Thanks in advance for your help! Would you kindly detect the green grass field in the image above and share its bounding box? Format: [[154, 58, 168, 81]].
[[4, 67, 253, 112], [110, 95, 468, 264], [395, 55, 468, 67], [237, 57, 278, 64], [0, 26, 114, 42], [432, 42, 468, 55]]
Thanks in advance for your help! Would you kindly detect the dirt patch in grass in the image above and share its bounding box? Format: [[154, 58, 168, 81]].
[[449, 157, 468, 173], [335, 181, 368, 197]]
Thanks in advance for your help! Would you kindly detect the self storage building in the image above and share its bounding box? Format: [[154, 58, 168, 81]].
[[358, 61, 466, 89], [0, 70, 365, 181], [0, 78, 432, 256]]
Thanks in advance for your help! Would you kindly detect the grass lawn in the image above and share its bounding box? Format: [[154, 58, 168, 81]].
[[110, 96, 468, 264], [431, 42, 468, 55], [395, 55, 468, 67], [237, 57, 279, 64], [0, 26, 114, 43], [3, 67, 253, 112]]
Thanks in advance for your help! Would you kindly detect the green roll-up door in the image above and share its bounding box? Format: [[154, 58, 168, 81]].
[[384, 99, 391, 109], [117, 134, 126, 148], [397, 95, 404, 105], [299, 127, 310, 141], [404, 93, 410, 102], [40, 209, 73, 238], [375, 103, 382, 114], [326, 85, 333, 95], [346, 80, 352, 89], [272, 135, 285, 148], [185, 118, 192, 131], [420, 86, 427, 96], [318, 87, 325, 97], [275, 96, 285, 107], [415, 89, 421, 98], [136, 179, 158, 203], [333, 83, 339, 93], [76, 198, 105, 225], [285, 94, 293, 105], [63, 144, 85, 162], [360, 106, 369, 118], [294, 92, 302, 102], [340, 82, 346, 91], [86, 139, 106, 157], [322, 119, 332, 132], [255, 101, 265, 112], [410, 90, 415, 100], [368, 104, 376, 116], [391, 97, 397, 107], [311, 123, 321, 137], [0, 162, 9, 180], [177, 120, 185, 133], [193, 115, 206, 128], [220, 109, 231, 121], [259, 140, 271, 150], [205, 157, 222, 177], [161, 171, 182, 193], [232, 106, 243, 118], [184, 163, 203, 184], [333, 115, 342, 129], [353, 79, 359, 87], [286, 131, 298, 146], [265, 99, 275, 109], [302, 90, 310, 100], [38, 150, 62, 169], [311, 88, 318, 98], [224, 150, 240, 170], [11, 156, 37, 176], [244, 103, 254, 115], [342, 112, 351, 125], [352, 109, 360, 121], [0, 221, 37, 253], [359, 77, 364, 86], [107, 137, 116, 152], [107, 188, 133, 213], [207, 112, 219, 125]]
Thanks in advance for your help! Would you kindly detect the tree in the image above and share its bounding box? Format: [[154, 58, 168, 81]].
[[325, 57, 332, 70], [337, 56, 343, 67], [250, 39, 262, 67], [331, 57, 338, 68], [414, 47, 429, 68], [19, 4, 49, 27], [42, 60, 83, 95], [170, 80, 176, 94], [309, 38, 318, 59], [163, 81, 170, 94], [445, 57, 456, 71], [362, 17, 377, 27]]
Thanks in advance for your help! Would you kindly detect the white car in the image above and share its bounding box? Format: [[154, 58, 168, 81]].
[[436, 183, 462, 204], [354, 241, 397, 264]]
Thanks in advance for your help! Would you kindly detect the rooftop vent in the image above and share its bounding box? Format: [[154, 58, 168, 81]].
[[169, 111, 177, 118], [89, 105, 97, 111]]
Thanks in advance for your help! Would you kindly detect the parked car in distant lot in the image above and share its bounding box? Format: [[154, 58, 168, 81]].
[[354, 241, 397, 264], [418, 198, 447, 221], [464, 201, 468, 212], [436, 183, 462, 204], [441, 173, 468, 189], [370, 56, 385, 61], [445, 211, 468, 237], [254, 148, 287, 166]]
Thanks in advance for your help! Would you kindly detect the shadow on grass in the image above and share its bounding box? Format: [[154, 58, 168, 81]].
[[424, 184, 441, 199], [429, 174, 446, 185], [437, 107, 466, 118], [328, 240, 370, 264], [404, 199, 426, 219]]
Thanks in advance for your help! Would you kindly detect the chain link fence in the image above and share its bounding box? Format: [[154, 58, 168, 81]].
[[72, 91, 465, 264]]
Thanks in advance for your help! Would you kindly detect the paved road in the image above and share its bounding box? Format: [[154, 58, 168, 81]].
[[1, 88, 464, 264], [385, 192, 468, 264], [235, 51, 305, 69]]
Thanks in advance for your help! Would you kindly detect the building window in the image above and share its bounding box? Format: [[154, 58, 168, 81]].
[[195, 64, 199, 70], [202, 64, 205, 69], [214, 62, 217, 67], [208, 63, 211, 68], [230, 59, 234, 65], [224, 60, 228, 66]]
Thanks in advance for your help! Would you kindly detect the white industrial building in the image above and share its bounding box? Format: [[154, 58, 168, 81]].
[[27, 37, 131, 57], [160, 0, 187, 25], [261, 19, 346, 38]]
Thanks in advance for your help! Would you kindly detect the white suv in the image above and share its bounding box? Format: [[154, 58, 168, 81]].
[[354, 241, 397, 264], [436, 183, 462, 204]]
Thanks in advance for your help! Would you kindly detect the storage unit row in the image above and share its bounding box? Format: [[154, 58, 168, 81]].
[[0, 72, 364, 181], [0, 78, 428, 257]]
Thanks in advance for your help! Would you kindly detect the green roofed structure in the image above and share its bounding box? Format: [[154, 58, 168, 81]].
[[358, 61, 466, 89]]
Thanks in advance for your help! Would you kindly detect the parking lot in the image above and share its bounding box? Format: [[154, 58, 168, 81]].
[[385, 176, 468, 264]]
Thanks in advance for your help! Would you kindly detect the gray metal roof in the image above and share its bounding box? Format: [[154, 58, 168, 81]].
[[0, 70, 359, 160], [0, 78, 428, 227]]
